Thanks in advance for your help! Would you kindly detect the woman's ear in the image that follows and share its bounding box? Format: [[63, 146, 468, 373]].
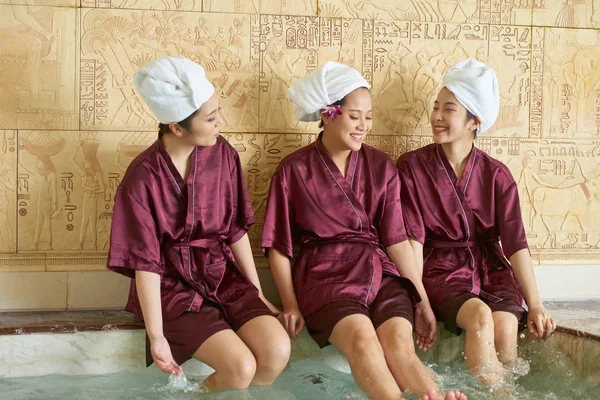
[[320, 109, 331, 126], [469, 117, 481, 132], [169, 122, 185, 137]]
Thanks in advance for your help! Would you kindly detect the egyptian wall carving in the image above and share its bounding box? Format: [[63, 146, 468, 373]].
[[1, 0, 600, 273]]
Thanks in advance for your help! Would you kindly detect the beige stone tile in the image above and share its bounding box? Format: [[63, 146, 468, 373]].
[[480, 0, 532, 26], [16, 130, 152, 253], [0, 1, 76, 6], [0, 5, 79, 130], [80, 9, 257, 132], [224, 132, 315, 249], [203, 0, 317, 15], [0, 254, 45, 272], [67, 271, 129, 309], [81, 0, 200, 10], [481, 137, 600, 261], [318, 0, 528, 25], [316, 18, 372, 81], [0, 131, 17, 254], [202, 0, 258, 13], [539, 28, 600, 139], [0, 271, 67, 311], [258, 15, 319, 133], [533, 1, 600, 29], [260, 0, 317, 16]]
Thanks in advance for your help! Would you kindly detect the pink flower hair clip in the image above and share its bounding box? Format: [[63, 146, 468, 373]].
[[321, 105, 342, 119]]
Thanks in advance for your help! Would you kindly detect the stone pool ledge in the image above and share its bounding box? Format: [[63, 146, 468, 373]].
[[0, 301, 598, 381]]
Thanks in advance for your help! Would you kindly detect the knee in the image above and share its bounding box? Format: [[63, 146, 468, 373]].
[[379, 325, 415, 356], [222, 355, 257, 389], [464, 303, 494, 332], [346, 329, 382, 361], [256, 336, 291, 381], [494, 324, 517, 350]]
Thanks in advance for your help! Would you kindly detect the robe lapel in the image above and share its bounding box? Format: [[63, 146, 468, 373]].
[[315, 138, 370, 233], [434, 145, 476, 240]]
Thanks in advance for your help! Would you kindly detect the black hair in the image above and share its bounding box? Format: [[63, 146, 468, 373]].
[[158, 109, 199, 137]]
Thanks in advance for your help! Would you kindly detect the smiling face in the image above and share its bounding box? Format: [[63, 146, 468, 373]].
[[321, 87, 372, 153], [430, 87, 479, 145]]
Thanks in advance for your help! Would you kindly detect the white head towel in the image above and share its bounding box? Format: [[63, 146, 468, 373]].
[[442, 58, 499, 134], [134, 56, 215, 124], [288, 61, 370, 122]]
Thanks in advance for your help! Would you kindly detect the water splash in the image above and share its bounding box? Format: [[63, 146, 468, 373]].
[[156, 374, 206, 394]]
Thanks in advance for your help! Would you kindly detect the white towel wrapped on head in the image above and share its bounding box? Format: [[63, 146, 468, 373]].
[[288, 61, 370, 122], [134, 56, 215, 124], [442, 58, 499, 134]]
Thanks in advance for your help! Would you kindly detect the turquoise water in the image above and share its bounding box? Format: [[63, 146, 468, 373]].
[[0, 340, 598, 399]]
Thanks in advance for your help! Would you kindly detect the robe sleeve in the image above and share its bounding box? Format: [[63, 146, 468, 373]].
[[496, 177, 529, 259], [397, 161, 426, 244], [107, 184, 163, 278], [226, 150, 256, 245], [379, 168, 408, 247], [261, 172, 295, 259]]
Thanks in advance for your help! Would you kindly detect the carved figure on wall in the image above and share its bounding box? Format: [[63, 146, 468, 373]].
[[1, 3, 56, 109], [71, 137, 106, 250], [262, 37, 295, 129], [20, 133, 64, 250], [0, 159, 15, 252], [531, 163, 599, 232], [518, 155, 555, 230]]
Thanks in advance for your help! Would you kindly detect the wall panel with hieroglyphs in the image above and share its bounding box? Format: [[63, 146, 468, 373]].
[[0, 1, 599, 302]]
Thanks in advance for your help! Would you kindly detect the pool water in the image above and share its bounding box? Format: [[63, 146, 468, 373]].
[[0, 339, 598, 399]]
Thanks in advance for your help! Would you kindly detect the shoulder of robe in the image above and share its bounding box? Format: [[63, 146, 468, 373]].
[[395, 143, 434, 169], [119, 145, 161, 185], [273, 142, 315, 175], [361, 144, 396, 171], [216, 136, 241, 174], [476, 149, 517, 185], [217, 136, 238, 156]]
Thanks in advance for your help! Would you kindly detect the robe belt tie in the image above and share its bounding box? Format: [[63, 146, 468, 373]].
[[424, 238, 510, 270]]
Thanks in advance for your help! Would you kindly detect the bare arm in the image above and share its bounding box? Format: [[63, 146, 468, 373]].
[[268, 248, 304, 338], [229, 233, 262, 292], [230, 233, 281, 314], [135, 270, 183, 375], [135, 270, 164, 340], [510, 249, 541, 306], [387, 239, 437, 350], [268, 248, 299, 310], [510, 248, 556, 340], [386, 240, 429, 305], [408, 238, 424, 279]]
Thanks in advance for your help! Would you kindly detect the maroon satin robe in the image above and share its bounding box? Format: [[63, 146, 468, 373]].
[[107, 136, 259, 322], [262, 136, 418, 317], [397, 144, 527, 307]]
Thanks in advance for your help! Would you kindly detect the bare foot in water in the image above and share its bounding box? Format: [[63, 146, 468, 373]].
[[419, 389, 468, 400]]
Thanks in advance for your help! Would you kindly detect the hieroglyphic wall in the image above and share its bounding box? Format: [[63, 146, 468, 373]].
[[1, 0, 600, 279]]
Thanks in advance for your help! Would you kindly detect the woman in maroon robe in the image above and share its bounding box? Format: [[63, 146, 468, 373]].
[[107, 56, 290, 390], [397, 58, 556, 387], [262, 61, 466, 400]]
